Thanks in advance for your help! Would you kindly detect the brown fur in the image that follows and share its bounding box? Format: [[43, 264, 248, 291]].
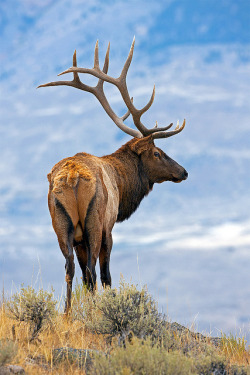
[[48, 136, 188, 313]]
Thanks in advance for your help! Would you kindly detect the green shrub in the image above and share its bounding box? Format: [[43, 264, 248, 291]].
[[70, 278, 89, 320], [74, 279, 166, 344], [0, 340, 18, 366], [89, 337, 194, 375], [70, 280, 250, 375], [89, 337, 250, 375], [194, 351, 227, 375], [7, 285, 57, 340]]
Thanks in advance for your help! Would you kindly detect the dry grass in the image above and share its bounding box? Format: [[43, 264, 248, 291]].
[[0, 280, 250, 374], [221, 334, 249, 367], [0, 292, 107, 374]]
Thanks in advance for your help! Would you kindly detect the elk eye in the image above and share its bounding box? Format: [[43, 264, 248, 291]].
[[154, 151, 160, 158]]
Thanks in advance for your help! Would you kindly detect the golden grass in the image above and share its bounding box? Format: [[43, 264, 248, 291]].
[[0, 282, 250, 374], [221, 333, 250, 367], [0, 303, 107, 374]]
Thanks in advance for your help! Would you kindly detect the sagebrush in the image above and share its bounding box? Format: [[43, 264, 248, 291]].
[[7, 285, 57, 341], [72, 279, 166, 344], [1, 280, 250, 374]]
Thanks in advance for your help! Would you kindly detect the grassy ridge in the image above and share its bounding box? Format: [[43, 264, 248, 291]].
[[0, 279, 249, 374]]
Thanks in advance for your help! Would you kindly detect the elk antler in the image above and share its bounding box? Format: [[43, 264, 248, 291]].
[[38, 38, 185, 139]]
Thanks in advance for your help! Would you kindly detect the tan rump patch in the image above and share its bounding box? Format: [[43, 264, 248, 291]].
[[52, 160, 93, 193], [74, 222, 83, 242]]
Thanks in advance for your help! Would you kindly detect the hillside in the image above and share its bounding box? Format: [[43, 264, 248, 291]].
[[0, 281, 250, 374]]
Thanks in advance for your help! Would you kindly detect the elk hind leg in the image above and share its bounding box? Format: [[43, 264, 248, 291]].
[[53, 199, 75, 314]]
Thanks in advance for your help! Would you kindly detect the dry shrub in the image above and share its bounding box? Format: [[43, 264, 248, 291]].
[[6, 285, 57, 341], [72, 279, 166, 344], [1, 280, 250, 374], [89, 337, 193, 375], [89, 337, 250, 375]]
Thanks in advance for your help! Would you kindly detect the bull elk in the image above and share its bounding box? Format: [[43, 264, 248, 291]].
[[38, 39, 188, 313]]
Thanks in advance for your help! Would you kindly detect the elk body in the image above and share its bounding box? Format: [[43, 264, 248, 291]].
[[38, 39, 188, 313]]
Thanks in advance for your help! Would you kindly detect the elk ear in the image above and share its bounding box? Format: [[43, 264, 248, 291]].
[[130, 135, 155, 155]]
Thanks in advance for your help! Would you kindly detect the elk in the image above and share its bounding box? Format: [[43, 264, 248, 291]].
[[38, 39, 188, 313]]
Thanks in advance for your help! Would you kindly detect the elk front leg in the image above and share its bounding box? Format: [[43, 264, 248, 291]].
[[99, 232, 113, 287], [75, 242, 97, 288]]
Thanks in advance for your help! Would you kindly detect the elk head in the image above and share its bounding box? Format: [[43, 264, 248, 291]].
[[130, 135, 188, 185]]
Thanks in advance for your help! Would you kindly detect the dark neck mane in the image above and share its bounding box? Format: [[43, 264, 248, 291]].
[[103, 140, 153, 222]]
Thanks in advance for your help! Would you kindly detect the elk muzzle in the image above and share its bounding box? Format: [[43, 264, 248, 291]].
[[171, 168, 188, 183]]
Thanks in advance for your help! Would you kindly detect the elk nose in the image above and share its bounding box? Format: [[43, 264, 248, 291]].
[[183, 169, 188, 180]]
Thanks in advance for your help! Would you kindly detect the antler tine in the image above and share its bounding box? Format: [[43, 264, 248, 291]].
[[139, 85, 155, 116], [152, 119, 186, 139], [121, 109, 130, 121], [120, 36, 135, 80], [143, 121, 176, 135], [37, 81, 70, 89], [37, 49, 95, 93], [73, 50, 81, 82], [37, 80, 71, 88], [115, 39, 178, 137], [121, 97, 133, 121], [102, 42, 110, 74], [96, 42, 110, 89], [73, 50, 77, 66], [94, 40, 100, 69]]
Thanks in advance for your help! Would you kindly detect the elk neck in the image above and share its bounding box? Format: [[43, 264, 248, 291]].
[[103, 140, 153, 222]]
